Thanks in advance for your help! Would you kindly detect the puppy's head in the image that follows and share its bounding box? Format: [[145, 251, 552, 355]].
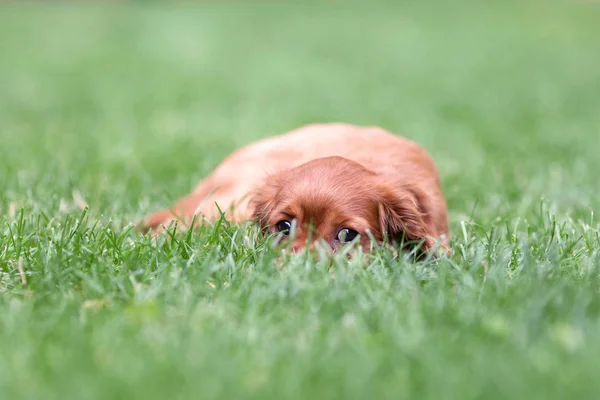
[[250, 156, 438, 255]]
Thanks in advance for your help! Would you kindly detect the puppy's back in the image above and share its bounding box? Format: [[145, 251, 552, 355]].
[[211, 123, 435, 180], [147, 123, 447, 238]]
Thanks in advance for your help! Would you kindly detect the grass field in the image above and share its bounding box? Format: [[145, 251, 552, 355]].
[[1, 0, 600, 398]]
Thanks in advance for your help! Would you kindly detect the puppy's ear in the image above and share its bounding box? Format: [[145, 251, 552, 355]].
[[249, 175, 282, 230], [377, 183, 436, 253]]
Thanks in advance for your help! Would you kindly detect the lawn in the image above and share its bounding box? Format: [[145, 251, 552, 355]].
[[1, 0, 600, 398]]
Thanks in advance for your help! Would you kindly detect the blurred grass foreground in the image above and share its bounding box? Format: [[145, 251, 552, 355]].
[[1, 1, 600, 399]]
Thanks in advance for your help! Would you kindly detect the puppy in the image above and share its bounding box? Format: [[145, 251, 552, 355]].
[[142, 123, 449, 255]]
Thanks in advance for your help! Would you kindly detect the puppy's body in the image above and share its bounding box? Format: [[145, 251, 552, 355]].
[[144, 123, 449, 253]]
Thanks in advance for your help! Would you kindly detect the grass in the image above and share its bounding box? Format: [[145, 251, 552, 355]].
[[1, 0, 600, 398]]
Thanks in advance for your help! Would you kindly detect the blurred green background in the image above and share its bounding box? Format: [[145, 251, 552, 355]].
[[1, 1, 599, 399], [2, 0, 598, 224]]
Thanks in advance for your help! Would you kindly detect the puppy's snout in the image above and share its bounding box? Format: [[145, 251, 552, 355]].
[[291, 241, 315, 254], [291, 239, 333, 255]]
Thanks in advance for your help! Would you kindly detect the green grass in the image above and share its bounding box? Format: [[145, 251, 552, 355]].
[[1, 0, 600, 398]]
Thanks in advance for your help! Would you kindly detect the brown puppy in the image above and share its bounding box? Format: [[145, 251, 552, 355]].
[[142, 123, 449, 254]]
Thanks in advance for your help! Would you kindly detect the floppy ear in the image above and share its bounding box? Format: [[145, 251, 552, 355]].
[[377, 183, 436, 252], [249, 175, 282, 230]]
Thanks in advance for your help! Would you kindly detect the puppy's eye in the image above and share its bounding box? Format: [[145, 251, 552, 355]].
[[337, 228, 359, 243], [275, 220, 292, 235]]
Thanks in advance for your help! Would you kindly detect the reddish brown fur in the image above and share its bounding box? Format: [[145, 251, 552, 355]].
[[141, 123, 450, 255]]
